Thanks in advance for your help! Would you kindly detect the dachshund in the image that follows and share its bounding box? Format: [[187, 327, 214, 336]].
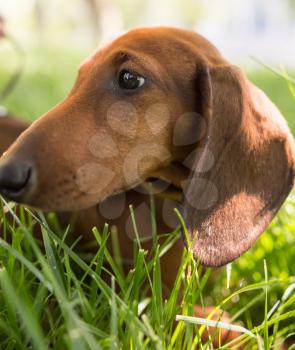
[[0, 27, 294, 266], [0, 29, 294, 345]]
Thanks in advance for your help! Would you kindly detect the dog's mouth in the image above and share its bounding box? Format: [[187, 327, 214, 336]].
[[144, 177, 183, 202]]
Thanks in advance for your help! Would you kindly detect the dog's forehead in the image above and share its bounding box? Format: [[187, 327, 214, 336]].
[[112, 28, 171, 48], [80, 28, 188, 70]]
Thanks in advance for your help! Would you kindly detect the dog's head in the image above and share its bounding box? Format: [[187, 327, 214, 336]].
[[0, 27, 294, 266]]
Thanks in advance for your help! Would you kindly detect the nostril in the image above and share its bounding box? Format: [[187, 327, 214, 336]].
[[0, 161, 33, 201], [1, 167, 31, 191]]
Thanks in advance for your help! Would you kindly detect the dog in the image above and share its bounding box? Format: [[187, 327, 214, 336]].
[[0, 28, 294, 345], [0, 26, 294, 265]]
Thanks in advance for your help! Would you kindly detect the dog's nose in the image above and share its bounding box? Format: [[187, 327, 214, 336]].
[[0, 161, 33, 202]]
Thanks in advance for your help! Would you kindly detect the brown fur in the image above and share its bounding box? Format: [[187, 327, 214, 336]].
[[1, 27, 294, 268]]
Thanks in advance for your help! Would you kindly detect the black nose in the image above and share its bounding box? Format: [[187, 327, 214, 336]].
[[0, 161, 33, 202]]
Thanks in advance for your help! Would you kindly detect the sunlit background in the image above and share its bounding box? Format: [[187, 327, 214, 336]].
[[0, 0, 294, 130], [1, 0, 295, 64]]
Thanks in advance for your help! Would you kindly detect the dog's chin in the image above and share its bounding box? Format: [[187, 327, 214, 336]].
[[26, 186, 125, 213], [17, 176, 140, 213]]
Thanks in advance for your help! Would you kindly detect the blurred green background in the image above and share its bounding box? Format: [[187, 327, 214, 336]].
[[0, 0, 294, 133]]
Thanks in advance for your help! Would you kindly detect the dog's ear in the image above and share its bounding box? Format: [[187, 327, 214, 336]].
[[182, 65, 295, 267]]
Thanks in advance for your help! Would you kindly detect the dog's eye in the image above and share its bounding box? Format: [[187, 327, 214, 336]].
[[118, 69, 145, 90]]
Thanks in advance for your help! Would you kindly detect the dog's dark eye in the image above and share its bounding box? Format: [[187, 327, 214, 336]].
[[118, 69, 145, 90]]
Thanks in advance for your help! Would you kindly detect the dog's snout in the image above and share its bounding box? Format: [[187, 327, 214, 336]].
[[0, 160, 33, 202]]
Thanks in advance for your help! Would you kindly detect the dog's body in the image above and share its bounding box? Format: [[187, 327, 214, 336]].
[[0, 27, 294, 274], [0, 114, 27, 149]]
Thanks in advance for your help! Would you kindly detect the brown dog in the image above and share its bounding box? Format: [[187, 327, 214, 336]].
[[1, 27, 294, 347], [0, 26, 294, 270]]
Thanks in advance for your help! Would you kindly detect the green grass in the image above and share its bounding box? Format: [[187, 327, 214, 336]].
[[0, 46, 295, 349], [0, 194, 294, 349]]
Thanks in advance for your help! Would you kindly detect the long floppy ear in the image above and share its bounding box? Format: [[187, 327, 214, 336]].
[[182, 65, 295, 267]]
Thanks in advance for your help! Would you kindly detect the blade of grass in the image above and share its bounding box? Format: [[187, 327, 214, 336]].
[[0, 268, 47, 350]]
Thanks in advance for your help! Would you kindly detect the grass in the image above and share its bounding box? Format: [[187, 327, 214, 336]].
[[0, 195, 294, 349], [0, 44, 295, 349]]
